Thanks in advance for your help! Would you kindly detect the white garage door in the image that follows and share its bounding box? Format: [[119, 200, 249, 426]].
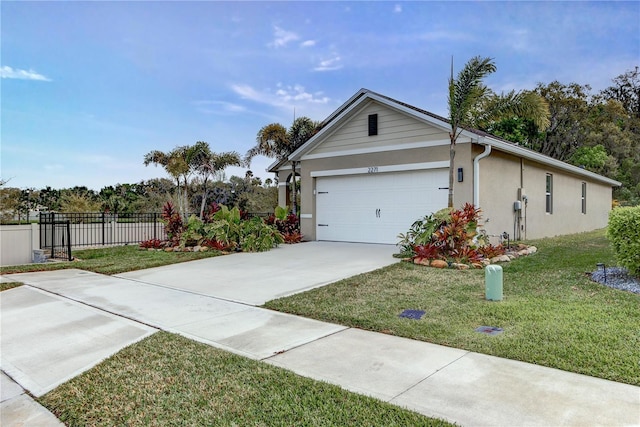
[[315, 169, 448, 244]]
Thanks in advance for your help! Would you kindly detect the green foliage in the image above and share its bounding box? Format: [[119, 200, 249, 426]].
[[274, 205, 288, 220], [399, 203, 503, 264], [161, 201, 184, 247], [607, 206, 640, 276], [180, 215, 205, 247], [569, 144, 616, 175], [239, 217, 284, 252]]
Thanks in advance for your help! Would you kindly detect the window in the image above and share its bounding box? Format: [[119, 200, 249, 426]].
[[368, 114, 378, 136], [545, 174, 553, 214], [581, 182, 587, 214]]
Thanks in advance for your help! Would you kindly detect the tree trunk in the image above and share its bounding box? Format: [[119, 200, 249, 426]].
[[448, 136, 456, 208]]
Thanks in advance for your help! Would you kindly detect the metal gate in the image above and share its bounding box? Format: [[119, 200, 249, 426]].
[[39, 213, 72, 261]]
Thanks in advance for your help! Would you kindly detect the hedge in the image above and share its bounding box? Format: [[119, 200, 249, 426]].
[[607, 206, 640, 276]]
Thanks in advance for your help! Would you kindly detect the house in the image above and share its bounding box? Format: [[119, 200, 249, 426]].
[[269, 89, 621, 244]]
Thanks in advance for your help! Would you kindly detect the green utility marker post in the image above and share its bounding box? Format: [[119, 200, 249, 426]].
[[485, 265, 503, 301]]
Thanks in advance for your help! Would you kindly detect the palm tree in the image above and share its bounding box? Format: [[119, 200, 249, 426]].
[[245, 117, 320, 215], [447, 56, 550, 208], [144, 142, 208, 219], [192, 143, 241, 218], [448, 56, 497, 208]]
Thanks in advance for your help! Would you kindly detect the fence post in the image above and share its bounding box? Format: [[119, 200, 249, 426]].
[[50, 214, 55, 259], [102, 212, 106, 246], [65, 220, 72, 261], [153, 213, 157, 241]]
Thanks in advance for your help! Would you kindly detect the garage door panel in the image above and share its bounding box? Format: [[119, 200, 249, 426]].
[[316, 169, 448, 244]]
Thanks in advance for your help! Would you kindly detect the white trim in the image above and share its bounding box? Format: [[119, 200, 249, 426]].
[[301, 139, 452, 160], [300, 213, 313, 219], [310, 161, 449, 178], [278, 182, 288, 187]]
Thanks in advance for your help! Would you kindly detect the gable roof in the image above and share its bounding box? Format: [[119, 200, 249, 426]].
[[275, 89, 620, 187]]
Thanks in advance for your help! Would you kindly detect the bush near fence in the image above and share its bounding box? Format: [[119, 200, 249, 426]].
[[607, 206, 640, 276]]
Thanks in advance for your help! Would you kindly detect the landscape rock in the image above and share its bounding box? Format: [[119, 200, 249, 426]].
[[164, 247, 174, 252], [430, 259, 448, 269], [193, 246, 201, 253], [200, 246, 209, 252], [528, 246, 538, 254]]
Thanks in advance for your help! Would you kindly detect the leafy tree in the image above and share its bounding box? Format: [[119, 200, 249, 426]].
[[245, 117, 320, 215], [0, 187, 21, 222], [530, 81, 592, 161], [569, 145, 617, 176], [59, 192, 101, 213], [600, 66, 639, 119]]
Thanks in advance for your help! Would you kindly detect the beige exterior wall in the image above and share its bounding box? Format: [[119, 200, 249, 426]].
[[0, 223, 39, 266], [478, 150, 613, 240], [311, 100, 448, 155]]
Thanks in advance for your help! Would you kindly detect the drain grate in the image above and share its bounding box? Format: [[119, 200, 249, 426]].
[[399, 309, 425, 320], [474, 326, 504, 335]]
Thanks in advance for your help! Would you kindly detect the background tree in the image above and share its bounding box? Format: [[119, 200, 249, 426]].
[[245, 117, 320, 215]]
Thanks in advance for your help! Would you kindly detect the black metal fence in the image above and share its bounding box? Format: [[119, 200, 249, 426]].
[[39, 212, 166, 251], [38, 212, 273, 255]]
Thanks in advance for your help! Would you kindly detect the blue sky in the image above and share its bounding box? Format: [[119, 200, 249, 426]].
[[2, 1, 638, 190]]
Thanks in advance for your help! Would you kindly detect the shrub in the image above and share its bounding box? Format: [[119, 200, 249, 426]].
[[399, 203, 505, 265], [161, 202, 183, 247], [240, 217, 284, 252], [180, 215, 204, 247], [140, 239, 164, 249], [607, 206, 640, 276], [266, 207, 301, 243]]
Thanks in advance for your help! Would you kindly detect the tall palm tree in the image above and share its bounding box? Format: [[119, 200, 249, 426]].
[[447, 56, 550, 208], [245, 117, 320, 215], [448, 56, 497, 208]]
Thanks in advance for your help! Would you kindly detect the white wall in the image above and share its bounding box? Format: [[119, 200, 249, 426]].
[[0, 224, 39, 266]]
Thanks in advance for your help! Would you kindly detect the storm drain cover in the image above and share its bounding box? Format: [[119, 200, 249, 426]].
[[475, 326, 504, 335], [399, 309, 425, 320]]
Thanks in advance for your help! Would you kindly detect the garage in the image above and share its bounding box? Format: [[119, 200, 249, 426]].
[[315, 168, 448, 244]]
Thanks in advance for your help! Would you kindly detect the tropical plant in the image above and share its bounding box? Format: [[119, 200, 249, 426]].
[[447, 56, 497, 208], [180, 215, 205, 247], [192, 144, 242, 219], [144, 142, 209, 220], [161, 201, 184, 247], [399, 203, 505, 265], [447, 56, 550, 208], [139, 239, 164, 249], [239, 217, 284, 252], [245, 117, 320, 215]]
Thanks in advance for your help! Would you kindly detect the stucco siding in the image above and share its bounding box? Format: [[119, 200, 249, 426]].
[[308, 101, 449, 156], [478, 150, 612, 240]]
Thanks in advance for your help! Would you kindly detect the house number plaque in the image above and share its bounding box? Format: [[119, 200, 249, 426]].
[[367, 166, 379, 173]]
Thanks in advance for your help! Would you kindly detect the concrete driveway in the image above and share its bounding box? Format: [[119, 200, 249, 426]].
[[117, 241, 399, 305]]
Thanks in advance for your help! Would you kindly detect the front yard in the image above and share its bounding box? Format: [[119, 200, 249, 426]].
[[265, 229, 640, 386]]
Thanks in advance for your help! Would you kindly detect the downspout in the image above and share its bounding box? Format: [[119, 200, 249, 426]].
[[473, 138, 491, 207]]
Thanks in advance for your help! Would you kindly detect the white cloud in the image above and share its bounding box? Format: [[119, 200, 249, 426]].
[[300, 40, 316, 48], [1, 66, 51, 81], [314, 56, 342, 72], [231, 83, 333, 119], [394, 4, 402, 13], [269, 26, 299, 48]]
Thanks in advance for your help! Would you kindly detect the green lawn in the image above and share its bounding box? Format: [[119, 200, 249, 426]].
[[0, 245, 223, 275], [40, 332, 453, 427], [265, 229, 640, 386], [0, 281, 23, 292]]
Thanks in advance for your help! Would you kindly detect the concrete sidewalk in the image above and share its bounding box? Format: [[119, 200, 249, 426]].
[[2, 269, 639, 426]]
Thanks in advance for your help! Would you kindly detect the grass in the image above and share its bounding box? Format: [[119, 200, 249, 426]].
[[0, 281, 23, 291], [39, 332, 453, 426], [265, 229, 640, 386], [0, 245, 223, 275]]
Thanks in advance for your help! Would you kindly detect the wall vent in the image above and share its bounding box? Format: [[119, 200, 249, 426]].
[[368, 114, 378, 136]]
